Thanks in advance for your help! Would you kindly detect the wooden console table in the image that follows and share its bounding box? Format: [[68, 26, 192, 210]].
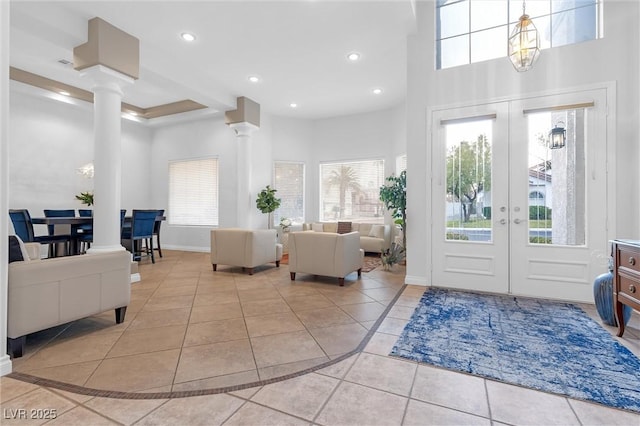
[[613, 239, 640, 337]]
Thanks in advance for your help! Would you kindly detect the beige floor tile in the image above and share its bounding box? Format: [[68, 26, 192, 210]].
[[172, 370, 260, 392], [360, 287, 404, 302], [0, 388, 76, 425], [235, 279, 275, 291], [251, 330, 326, 368], [189, 301, 243, 323], [152, 284, 197, 297], [276, 285, 322, 299], [487, 380, 580, 425], [376, 316, 409, 335], [315, 354, 358, 379], [245, 311, 306, 337], [45, 406, 119, 425], [394, 295, 422, 308], [184, 318, 248, 346], [127, 307, 191, 330], [141, 294, 194, 312], [0, 377, 40, 403], [360, 319, 378, 330], [224, 401, 310, 426], [84, 349, 180, 392], [106, 324, 186, 358], [136, 394, 244, 426], [294, 306, 356, 329], [61, 315, 131, 338], [567, 399, 640, 425], [345, 352, 416, 396], [315, 381, 407, 426], [403, 399, 491, 426], [387, 304, 417, 320], [229, 386, 262, 400], [340, 301, 387, 322], [251, 373, 339, 420], [48, 388, 93, 404], [241, 298, 292, 317], [308, 323, 368, 356], [319, 289, 376, 306], [85, 397, 168, 426], [238, 287, 283, 303], [411, 365, 489, 417], [21, 361, 100, 387], [364, 332, 400, 356], [193, 290, 240, 306], [257, 357, 329, 381], [174, 339, 256, 384], [284, 294, 335, 311], [402, 285, 427, 298]]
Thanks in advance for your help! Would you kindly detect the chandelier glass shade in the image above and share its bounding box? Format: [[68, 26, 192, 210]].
[[508, 5, 540, 72]]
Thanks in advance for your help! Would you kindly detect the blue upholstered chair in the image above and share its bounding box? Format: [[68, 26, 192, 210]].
[[9, 209, 70, 257], [151, 209, 165, 258], [77, 209, 93, 252], [121, 209, 157, 263]]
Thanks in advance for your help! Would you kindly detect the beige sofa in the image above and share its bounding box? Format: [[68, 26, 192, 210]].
[[7, 244, 132, 358], [302, 222, 391, 254], [210, 228, 283, 274], [288, 231, 364, 286]]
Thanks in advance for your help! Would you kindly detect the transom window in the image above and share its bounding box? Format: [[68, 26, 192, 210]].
[[319, 159, 385, 223], [168, 157, 219, 226], [436, 0, 601, 70]]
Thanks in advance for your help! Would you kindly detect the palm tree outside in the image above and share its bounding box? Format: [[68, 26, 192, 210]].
[[324, 165, 362, 219]]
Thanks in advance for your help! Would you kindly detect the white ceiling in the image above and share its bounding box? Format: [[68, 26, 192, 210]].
[[9, 0, 417, 120]]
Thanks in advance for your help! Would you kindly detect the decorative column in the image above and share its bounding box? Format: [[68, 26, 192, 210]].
[[74, 18, 139, 253], [82, 66, 132, 252], [226, 97, 260, 229]]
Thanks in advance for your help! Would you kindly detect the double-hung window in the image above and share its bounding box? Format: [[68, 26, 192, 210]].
[[319, 159, 385, 223], [168, 157, 219, 226], [273, 161, 305, 226]]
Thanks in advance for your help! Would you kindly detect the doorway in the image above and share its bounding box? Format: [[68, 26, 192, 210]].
[[431, 89, 609, 302]]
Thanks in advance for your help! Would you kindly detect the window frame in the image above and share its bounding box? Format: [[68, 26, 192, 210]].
[[168, 156, 219, 227]]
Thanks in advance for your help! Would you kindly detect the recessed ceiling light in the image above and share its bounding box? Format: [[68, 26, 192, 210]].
[[347, 52, 361, 62], [248, 75, 261, 83], [181, 32, 196, 42], [290, 103, 298, 108], [372, 88, 383, 95], [59, 90, 70, 96]]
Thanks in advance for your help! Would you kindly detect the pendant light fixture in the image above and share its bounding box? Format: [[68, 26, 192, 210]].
[[549, 122, 566, 150], [508, 1, 540, 72]]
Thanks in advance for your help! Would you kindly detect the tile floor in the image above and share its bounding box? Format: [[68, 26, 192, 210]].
[[1, 250, 640, 425]]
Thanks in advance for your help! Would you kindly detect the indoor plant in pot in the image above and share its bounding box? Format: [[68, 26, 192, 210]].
[[256, 185, 281, 229]]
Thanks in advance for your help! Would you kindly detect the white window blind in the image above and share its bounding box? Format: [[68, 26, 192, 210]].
[[396, 154, 407, 174], [319, 159, 385, 223], [168, 158, 219, 226], [273, 161, 305, 226]]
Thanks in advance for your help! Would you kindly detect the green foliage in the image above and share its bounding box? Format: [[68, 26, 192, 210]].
[[530, 236, 552, 244], [75, 191, 94, 206], [529, 206, 551, 220], [446, 232, 469, 240], [256, 185, 281, 214], [483, 206, 491, 219], [379, 170, 407, 248], [381, 243, 405, 270], [325, 166, 362, 219]]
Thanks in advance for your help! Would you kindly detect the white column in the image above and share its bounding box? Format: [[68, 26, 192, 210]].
[[0, 0, 13, 376], [81, 65, 133, 253], [229, 122, 259, 229]]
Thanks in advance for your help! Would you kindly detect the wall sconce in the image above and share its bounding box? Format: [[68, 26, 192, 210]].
[[508, 1, 540, 72], [549, 122, 566, 150]]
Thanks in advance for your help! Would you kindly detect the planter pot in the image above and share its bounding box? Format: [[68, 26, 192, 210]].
[[593, 271, 632, 327]]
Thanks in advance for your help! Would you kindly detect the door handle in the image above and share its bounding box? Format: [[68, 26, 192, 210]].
[[513, 218, 526, 224], [499, 219, 507, 225]]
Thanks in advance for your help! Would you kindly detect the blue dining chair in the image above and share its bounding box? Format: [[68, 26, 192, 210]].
[[146, 208, 164, 258], [77, 209, 93, 252], [44, 209, 75, 255], [9, 209, 70, 257], [121, 209, 157, 263]]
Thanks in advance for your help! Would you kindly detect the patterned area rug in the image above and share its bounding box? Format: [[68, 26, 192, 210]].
[[390, 288, 640, 413], [280, 254, 382, 272]]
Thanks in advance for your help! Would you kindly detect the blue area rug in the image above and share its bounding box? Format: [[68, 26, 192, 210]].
[[390, 288, 640, 413]]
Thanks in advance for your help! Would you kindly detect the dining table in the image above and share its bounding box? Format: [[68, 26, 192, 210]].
[[31, 215, 165, 256]]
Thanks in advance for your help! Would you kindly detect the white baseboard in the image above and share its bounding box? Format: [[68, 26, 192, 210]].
[[0, 355, 12, 376], [405, 275, 428, 286], [163, 244, 209, 253]]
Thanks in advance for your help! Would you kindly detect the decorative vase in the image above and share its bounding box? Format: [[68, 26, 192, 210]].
[[593, 271, 632, 327]]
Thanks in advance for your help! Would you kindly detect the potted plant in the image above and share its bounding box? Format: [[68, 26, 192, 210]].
[[381, 243, 406, 270], [379, 170, 406, 249], [256, 185, 281, 229], [75, 191, 94, 206]]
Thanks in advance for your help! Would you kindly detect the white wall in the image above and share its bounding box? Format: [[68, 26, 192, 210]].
[[405, 0, 640, 284], [8, 84, 153, 218]]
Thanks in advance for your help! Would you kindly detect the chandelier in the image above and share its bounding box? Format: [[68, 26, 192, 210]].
[[508, 1, 540, 72]]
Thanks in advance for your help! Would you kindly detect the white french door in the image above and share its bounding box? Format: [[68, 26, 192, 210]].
[[431, 89, 609, 302]]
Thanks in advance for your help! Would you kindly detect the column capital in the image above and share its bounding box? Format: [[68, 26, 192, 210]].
[[80, 64, 134, 95], [229, 121, 259, 138]]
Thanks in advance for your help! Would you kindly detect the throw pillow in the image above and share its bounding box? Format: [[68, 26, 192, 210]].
[[9, 236, 24, 263], [337, 221, 352, 234], [312, 223, 324, 232], [368, 225, 385, 239]]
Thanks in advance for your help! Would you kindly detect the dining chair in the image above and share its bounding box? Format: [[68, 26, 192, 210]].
[[77, 209, 93, 252], [9, 209, 70, 257], [146, 208, 164, 258], [44, 209, 75, 256], [121, 209, 157, 263]]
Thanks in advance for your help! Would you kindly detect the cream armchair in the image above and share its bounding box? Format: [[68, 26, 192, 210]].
[[288, 231, 364, 286], [210, 228, 283, 275], [8, 245, 132, 358]]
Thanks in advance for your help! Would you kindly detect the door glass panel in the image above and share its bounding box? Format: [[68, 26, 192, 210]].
[[527, 109, 586, 246], [445, 119, 493, 242]]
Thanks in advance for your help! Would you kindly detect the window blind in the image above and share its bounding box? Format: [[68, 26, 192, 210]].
[[168, 157, 219, 226], [273, 161, 305, 225]]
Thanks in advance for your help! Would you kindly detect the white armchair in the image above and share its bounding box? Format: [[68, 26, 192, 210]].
[[210, 228, 283, 275], [8, 244, 132, 358], [288, 231, 364, 286]]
